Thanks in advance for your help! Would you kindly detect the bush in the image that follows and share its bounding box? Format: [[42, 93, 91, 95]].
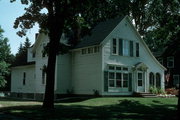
[[93, 89, 100, 97], [149, 86, 165, 94], [165, 88, 179, 95]]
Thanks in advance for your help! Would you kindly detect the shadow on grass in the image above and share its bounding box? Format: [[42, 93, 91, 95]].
[[0, 98, 179, 120], [55, 97, 93, 103]]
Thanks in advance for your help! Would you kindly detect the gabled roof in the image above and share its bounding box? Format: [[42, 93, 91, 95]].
[[74, 17, 124, 48]]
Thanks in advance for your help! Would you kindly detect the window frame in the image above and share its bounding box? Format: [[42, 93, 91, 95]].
[[137, 72, 143, 87], [108, 65, 129, 88]]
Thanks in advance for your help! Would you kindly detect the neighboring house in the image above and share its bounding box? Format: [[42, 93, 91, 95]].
[[11, 16, 166, 100], [156, 44, 180, 89]]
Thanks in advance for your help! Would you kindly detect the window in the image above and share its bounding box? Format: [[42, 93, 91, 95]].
[[112, 38, 117, 54], [123, 73, 128, 87], [167, 57, 174, 68], [123, 67, 128, 71], [109, 72, 115, 87], [138, 72, 143, 86], [112, 38, 135, 57], [173, 75, 179, 86], [116, 73, 122, 87], [123, 40, 129, 56], [109, 66, 115, 70], [94, 46, 99, 53], [116, 66, 121, 70], [23, 72, 26, 85], [108, 65, 129, 88], [156, 73, 161, 88], [88, 47, 93, 54], [136, 43, 139, 57], [82, 48, 87, 54], [149, 72, 154, 86]]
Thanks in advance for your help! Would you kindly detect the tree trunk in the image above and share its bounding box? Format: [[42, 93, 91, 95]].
[[42, 18, 64, 109], [42, 38, 57, 109]]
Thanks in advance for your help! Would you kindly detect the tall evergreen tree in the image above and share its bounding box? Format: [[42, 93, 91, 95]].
[[13, 37, 31, 66], [0, 26, 14, 88]]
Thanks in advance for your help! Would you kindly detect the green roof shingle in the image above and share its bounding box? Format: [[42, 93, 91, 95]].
[[75, 17, 124, 49]]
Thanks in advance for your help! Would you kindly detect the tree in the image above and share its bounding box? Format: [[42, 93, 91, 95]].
[[143, 0, 180, 52], [0, 61, 9, 87], [0, 26, 13, 88], [13, 37, 31, 66]]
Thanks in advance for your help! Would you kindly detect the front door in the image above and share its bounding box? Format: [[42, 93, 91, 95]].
[[137, 71, 145, 92]]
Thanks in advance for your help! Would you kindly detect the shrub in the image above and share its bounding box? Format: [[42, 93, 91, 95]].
[[165, 88, 179, 95], [149, 86, 165, 94], [93, 89, 100, 97]]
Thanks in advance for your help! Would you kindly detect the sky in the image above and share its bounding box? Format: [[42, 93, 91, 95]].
[[0, 0, 39, 55]]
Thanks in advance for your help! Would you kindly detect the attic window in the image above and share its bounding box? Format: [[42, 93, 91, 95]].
[[88, 48, 93, 54], [94, 46, 99, 53], [82, 49, 87, 54], [81, 46, 99, 55]]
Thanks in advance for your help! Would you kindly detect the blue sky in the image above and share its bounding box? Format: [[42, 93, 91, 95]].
[[0, 0, 39, 55]]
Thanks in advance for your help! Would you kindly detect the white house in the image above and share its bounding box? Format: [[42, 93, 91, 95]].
[[11, 16, 166, 100]]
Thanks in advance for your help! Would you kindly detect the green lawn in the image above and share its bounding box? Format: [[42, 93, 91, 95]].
[[0, 97, 179, 120]]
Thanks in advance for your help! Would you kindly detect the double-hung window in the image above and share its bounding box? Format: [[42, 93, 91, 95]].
[[109, 72, 115, 87], [123, 40, 130, 56], [138, 72, 143, 86]]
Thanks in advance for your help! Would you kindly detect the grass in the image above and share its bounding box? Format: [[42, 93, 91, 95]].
[[0, 97, 179, 120]]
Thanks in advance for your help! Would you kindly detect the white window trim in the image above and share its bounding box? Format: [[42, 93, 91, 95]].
[[108, 65, 130, 88]]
